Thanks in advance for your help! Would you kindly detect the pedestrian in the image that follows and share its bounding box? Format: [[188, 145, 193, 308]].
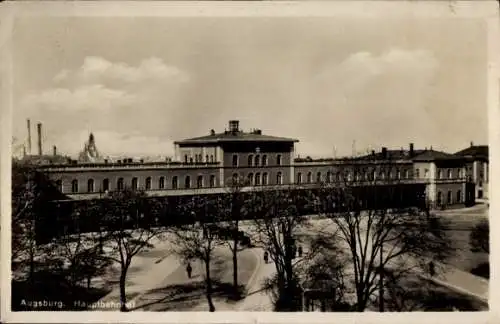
[[186, 262, 193, 279], [263, 251, 269, 264], [429, 261, 435, 277], [298, 245, 303, 257]]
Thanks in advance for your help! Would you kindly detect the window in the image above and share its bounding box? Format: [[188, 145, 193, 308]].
[[87, 179, 94, 193], [132, 177, 138, 190], [347, 171, 353, 182], [206, 155, 209, 163], [326, 172, 332, 183], [210, 155, 214, 163], [255, 173, 261, 185], [437, 191, 442, 205], [388, 171, 393, 179], [396, 170, 401, 179], [71, 179, 79, 193], [248, 173, 254, 185], [424, 169, 429, 178], [415, 169, 420, 179], [184, 154, 188, 163], [102, 178, 109, 192], [307, 172, 312, 183], [448, 169, 452, 179], [197, 176, 203, 188], [185, 176, 191, 189], [277, 155, 282, 165], [371, 170, 376, 181], [117, 178, 124, 191], [262, 155, 268, 166], [210, 175, 216, 188], [199, 154, 203, 162], [255, 155, 260, 166], [297, 172, 302, 184], [438, 170, 442, 179], [263, 172, 268, 185], [145, 177, 152, 190], [457, 190, 462, 203], [277, 172, 283, 185], [172, 176, 178, 189], [355, 171, 361, 181], [379, 171, 385, 180], [190, 157, 193, 164], [316, 172, 322, 183], [232, 155, 238, 167], [56, 180, 63, 192], [336, 172, 341, 182], [447, 190, 452, 204], [248, 155, 253, 166], [159, 177, 165, 189]]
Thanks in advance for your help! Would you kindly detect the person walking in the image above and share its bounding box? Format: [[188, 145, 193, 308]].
[[186, 262, 193, 279]]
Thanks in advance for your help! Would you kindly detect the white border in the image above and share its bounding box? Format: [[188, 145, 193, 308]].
[[1, 1, 499, 323]]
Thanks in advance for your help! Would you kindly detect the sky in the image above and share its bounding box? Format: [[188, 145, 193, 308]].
[[12, 16, 488, 159]]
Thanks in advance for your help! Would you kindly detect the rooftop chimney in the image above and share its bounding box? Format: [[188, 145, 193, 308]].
[[470, 141, 474, 147], [228, 120, 239, 133], [53, 145, 57, 156], [381, 147, 388, 159], [409, 143, 414, 156], [26, 119, 32, 155], [210, 129, 215, 136], [37, 122, 42, 156]]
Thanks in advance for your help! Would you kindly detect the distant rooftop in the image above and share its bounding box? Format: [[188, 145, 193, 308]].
[[175, 120, 299, 145], [455, 143, 488, 159]]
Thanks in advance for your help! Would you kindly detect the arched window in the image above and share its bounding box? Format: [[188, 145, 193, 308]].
[[172, 176, 178, 189], [248, 155, 253, 166], [297, 172, 302, 184], [87, 179, 95, 193], [184, 154, 188, 163], [132, 177, 138, 190], [248, 173, 254, 185], [447, 190, 452, 204], [71, 179, 79, 193], [316, 172, 322, 183], [145, 177, 152, 190], [263, 172, 268, 185], [262, 155, 268, 166], [185, 176, 191, 189], [255, 173, 261, 186], [56, 180, 63, 192], [307, 172, 312, 183], [277, 172, 283, 185], [102, 178, 109, 192], [159, 176, 165, 189], [232, 155, 238, 167], [117, 178, 124, 191], [197, 176, 203, 188], [255, 155, 260, 167], [277, 154, 282, 165], [210, 175, 216, 188], [456, 190, 462, 203]]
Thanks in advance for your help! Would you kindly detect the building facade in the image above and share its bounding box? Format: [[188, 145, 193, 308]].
[[34, 120, 477, 208]]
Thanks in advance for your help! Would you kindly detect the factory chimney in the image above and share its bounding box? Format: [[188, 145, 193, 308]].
[[27, 119, 32, 155], [53, 145, 57, 156], [409, 143, 414, 157], [37, 122, 42, 156]]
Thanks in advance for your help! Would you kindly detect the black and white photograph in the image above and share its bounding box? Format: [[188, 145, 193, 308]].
[[1, 1, 498, 323]]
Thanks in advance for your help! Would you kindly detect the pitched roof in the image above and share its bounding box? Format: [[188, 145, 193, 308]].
[[455, 145, 489, 159], [411, 149, 464, 161], [354, 149, 426, 161], [175, 131, 299, 145]]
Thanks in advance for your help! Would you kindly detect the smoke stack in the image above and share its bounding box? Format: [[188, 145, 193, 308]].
[[37, 122, 42, 156], [409, 143, 414, 156], [53, 145, 57, 156], [27, 119, 32, 155]]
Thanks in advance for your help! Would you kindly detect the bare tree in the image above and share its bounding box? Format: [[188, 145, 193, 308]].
[[317, 161, 454, 311], [169, 195, 224, 312], [249, 186, 316, 311], [99, 188, 167, 312]]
